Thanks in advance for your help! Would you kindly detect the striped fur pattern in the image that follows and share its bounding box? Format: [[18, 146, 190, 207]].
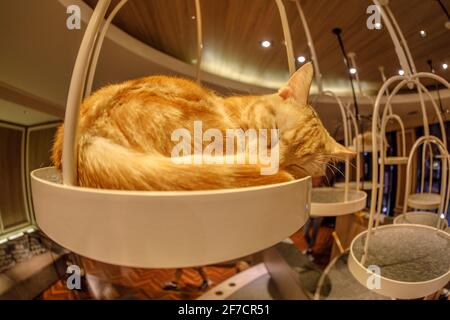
[[52, 63, 353, 191]]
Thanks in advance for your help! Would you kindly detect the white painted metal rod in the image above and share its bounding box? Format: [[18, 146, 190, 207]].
[[384, 4, 417, 74], [294, 0, 323, 93], [85, 0, 129, 97], [372, 0, 412, 76], [62, 0, 111, 186], [323, 91, 351, 200], [275, 0, 296, 76], [195, 0, 203, 83], [403, 136, 448, 229]]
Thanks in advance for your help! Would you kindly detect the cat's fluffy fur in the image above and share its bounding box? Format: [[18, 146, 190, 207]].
[[52, 63, 353, 191]]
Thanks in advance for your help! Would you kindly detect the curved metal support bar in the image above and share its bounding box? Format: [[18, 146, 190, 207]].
[[374, 113, 407, 228], [384, 4, 417, 74], [416, 85, 430, 137], [275, 0, 296, 75], [293, 0, 323, 93], [378, 66, 390, 100], [194, 0, 203, 83], [372, 0, 412, 76], [323, 90, 352, 200], [414, 79, 448, 149], [344, 104, 361, 191], [347, 52, 362, 96], [62, 0, 111, 186], [85, 0, 129, 97]]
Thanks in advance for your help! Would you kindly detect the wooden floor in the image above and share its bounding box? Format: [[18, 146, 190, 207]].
[[38, 227, 334, 300]]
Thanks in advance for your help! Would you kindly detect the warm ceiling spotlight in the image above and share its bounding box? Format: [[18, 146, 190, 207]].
[[297, 56, 306, 63], [398, 69, 405, 76], [420, 30, 427, 37], [443, 63, 448, 70], [349, 67, 357, 75], [375, 22, 382, 29], [261, 40, 272, 48], [191, 15, 196, 20]]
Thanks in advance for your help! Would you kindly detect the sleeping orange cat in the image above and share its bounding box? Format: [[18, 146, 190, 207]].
[[52, 63, 353, 191]]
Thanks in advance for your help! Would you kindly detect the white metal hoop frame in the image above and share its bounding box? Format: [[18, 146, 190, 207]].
[[402, 136, 450, 230], [362, 72, 450, 265]]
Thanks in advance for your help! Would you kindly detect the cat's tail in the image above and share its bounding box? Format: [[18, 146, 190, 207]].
[[71, 137, 293, 191]]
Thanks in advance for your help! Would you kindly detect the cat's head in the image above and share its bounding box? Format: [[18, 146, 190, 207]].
[[273, 62, 355, 178]]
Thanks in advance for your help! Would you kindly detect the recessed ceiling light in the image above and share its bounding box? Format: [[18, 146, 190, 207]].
[[349, 67, 357, 75], [297, 56, 306, 63], [375, 22, 382, 29], [419, 30, 426, 37], [261, 40, 271, 48], [191, 15, 196, 20], [443, 63, 448, 70], [398, 69, 405, 76]]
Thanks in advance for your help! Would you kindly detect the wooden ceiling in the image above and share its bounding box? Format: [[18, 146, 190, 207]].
[[84, 0, 450, 95]]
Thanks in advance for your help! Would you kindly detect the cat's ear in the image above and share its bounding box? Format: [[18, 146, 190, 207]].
[[328, 139, 356, 159], [278, 62, 313, 106]]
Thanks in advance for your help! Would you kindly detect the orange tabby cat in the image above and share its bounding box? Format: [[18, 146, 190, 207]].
[[52, 63, 353, 191]]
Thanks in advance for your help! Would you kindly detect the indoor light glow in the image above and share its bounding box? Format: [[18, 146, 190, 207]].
[[443, 63, 448, 70], [8, 232, 24, 241], [349, 67, 357, 75], [297, 56, 306, 63], [375, 22, 382, 29], [398, 69, 405, 76], [261, 40, 271, 48], [419, 30, 427, 37]]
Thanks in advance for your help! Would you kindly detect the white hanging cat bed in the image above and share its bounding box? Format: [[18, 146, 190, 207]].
[[394, 137, 450, 230], [30, 0, 311, 268], [348, 72, 450, 299]]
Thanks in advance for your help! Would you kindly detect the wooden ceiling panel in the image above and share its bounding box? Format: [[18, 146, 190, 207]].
[[84, 0, 450, 95]]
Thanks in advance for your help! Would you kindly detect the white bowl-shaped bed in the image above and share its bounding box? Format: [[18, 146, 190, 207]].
[[407, 193, 442, 210], [394, 212, 449, 230], [310, 188, 367, 217], [334, 181, 379, 190], [31, 167, 311, 268], [348, 224, 450, 299]]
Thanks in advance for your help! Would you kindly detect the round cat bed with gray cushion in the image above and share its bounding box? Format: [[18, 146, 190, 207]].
[[407, 193, 441, 210], [334, 181, 379, 190], [311, 187, 367, 217], [348, 224, 450, 299], [394, 212, 448, 229], [314, 251, 388, 300]]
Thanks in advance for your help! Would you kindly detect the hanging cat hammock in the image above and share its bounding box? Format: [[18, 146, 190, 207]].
[[348, 0, 450, 298], [349, 85, 450, 298], [30, 0, 311, 268]]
